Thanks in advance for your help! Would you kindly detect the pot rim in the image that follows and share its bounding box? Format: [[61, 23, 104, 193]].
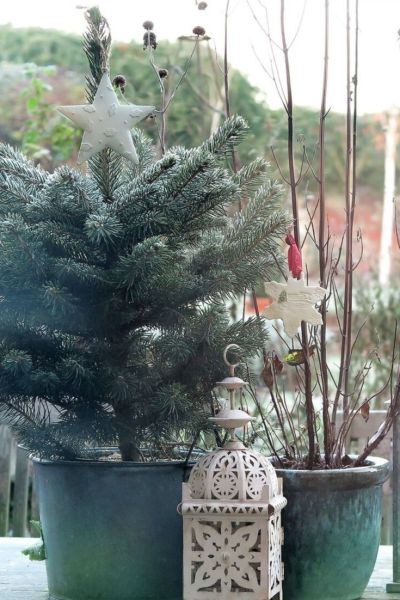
[[30, 446, 201, 467], [274, 455, 390, 491], [274, 454, 389, 475]]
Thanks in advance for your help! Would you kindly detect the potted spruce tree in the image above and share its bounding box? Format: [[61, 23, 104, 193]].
[[0, 8, 289, 600], [247, 2, 399, 599]]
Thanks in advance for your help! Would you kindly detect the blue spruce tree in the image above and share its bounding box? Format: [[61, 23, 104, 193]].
[[0, 8, 289, 461]]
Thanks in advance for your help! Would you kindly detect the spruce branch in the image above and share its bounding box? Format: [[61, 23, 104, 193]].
[[201, 115, 249, 157], [82, 8, 122, 200], [83, 7, 112, 100], [0, 145, 47, 188], [233, 158, 268, 193]]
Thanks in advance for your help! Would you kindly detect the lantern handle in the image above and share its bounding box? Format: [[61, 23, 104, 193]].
[[223, 344, 242, 376]]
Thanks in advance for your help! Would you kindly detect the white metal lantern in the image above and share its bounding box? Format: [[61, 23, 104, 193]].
[[180, 345, 287, 600]]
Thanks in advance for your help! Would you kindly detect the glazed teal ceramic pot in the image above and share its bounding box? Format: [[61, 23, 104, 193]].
[[275, 456, 389, 600], [33, 454, 192, 600]]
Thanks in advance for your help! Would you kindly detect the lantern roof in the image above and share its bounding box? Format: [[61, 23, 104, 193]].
[[188, 447, 279, 501]]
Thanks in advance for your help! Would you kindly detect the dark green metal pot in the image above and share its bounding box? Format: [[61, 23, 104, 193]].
[[275, 456, 389, 600], [33, 455, 192, 600]]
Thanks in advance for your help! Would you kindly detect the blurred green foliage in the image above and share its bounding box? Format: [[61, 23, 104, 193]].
[[0, 24, 388, 194], [0, 25, 270, 166], [0, 25, 85, 70], [19, 64, 79, 167], [352, 278, 400, 405]]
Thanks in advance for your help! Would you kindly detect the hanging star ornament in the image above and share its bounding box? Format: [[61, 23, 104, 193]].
[[58, 73, 155, 164], [263, 277, 327, 338]]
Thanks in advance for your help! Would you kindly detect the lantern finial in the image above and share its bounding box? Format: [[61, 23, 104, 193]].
[[210, 344, 255, 449]]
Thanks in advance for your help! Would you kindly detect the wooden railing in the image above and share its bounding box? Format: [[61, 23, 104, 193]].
[[0, 425, 38, 537], [336, 410, 393, 544]]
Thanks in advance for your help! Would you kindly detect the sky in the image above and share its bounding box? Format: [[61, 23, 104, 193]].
[[1, 0, 400, 115]]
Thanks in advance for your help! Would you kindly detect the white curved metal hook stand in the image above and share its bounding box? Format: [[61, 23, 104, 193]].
[[223, 343, 242, 376]]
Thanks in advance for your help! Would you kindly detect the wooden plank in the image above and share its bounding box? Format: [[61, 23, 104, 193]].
[[363, 546, 400, 598], [388, 411, 400, 589], [0, 426, 13, 536], [13, 447, 30, 537], [337, 410, 394, 545], [383, 492, 393, 546], [30, 474, 40, 521], [349, 411, 388, 439], [335, 411, 392, 458]]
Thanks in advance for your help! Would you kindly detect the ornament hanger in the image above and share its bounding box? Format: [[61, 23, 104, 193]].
[[285, 232, 303, 279]]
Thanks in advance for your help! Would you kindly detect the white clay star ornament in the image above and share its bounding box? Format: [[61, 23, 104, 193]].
[[263, 277, 327, 338], [58, 73, 155, 164]]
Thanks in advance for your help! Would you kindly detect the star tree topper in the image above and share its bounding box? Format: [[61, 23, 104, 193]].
[[58, 73, 155, 164], [263, 277, 327, 338]]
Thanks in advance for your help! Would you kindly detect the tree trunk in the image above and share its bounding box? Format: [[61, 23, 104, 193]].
[[115, 409, 141, 461]]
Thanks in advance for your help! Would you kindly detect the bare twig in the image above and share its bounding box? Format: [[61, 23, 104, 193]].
[[280, 0, 300, 243], [162, 40, 200, 113], [319, 0, 331, 464], [333, 0, 355, 432], [287, 0, 308, 50], [223, 0, 239, 180], [270, 146, 291, 185], [147, 33, 199, 154], [279, 0, 315, 468]]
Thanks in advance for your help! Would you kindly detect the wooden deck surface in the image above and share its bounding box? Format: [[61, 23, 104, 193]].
[[0, 538, 48, 599], [1, 538, 400, 599]]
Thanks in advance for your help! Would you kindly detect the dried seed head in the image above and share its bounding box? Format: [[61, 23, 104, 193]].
[[112, 75, 126, 92], [198, 1, 208, 9], [192, 25, 206, 36], [143, 20, 154, 30], [158, 68, 168, 79], [143, 31, 157, 50]]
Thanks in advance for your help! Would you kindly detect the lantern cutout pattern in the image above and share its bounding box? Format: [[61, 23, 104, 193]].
[[180, 344, 287, 600]]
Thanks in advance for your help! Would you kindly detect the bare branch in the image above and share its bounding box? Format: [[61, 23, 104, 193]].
[[270, 146, 291, 184]]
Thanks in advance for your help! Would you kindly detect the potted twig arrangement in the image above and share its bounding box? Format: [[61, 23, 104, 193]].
[[247, 1, 399, 599], [0, 7, 289, 600]]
